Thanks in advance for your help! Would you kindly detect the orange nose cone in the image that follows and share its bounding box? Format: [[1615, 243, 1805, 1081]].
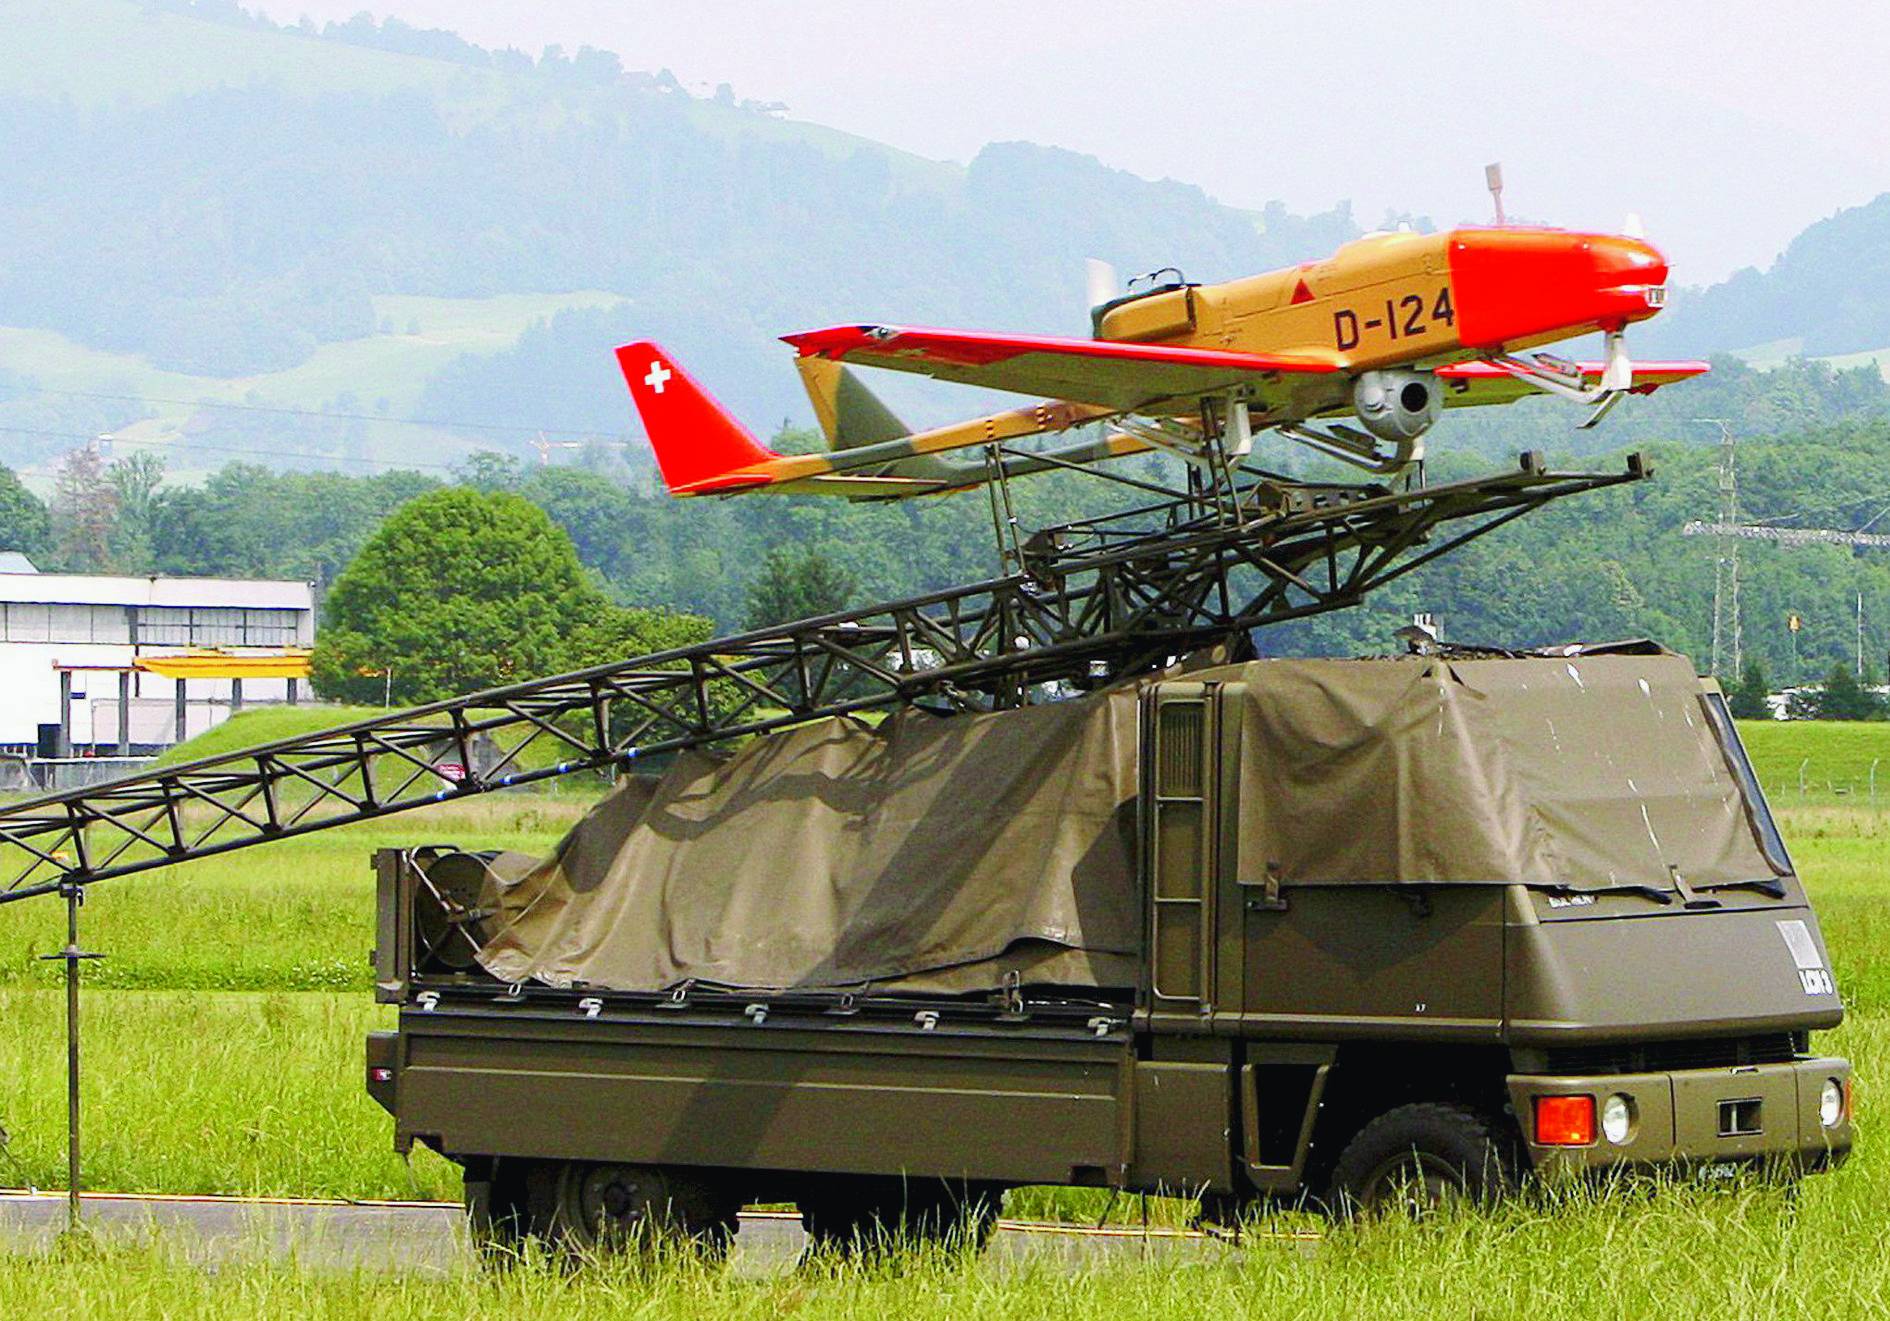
[[1450, 227, 1672, 351], [1590, 234, 1668, 291]]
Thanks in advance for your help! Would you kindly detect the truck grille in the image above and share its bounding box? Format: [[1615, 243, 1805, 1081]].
[[1539, 1033, 1798, 1076]]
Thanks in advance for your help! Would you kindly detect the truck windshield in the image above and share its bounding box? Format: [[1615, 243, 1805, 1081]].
[[1698, 692, 1794, 878]]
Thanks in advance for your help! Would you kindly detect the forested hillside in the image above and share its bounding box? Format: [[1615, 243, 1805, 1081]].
[[6, 0, 1890, 481], [8, 2, 1890, 696], [12, 397, 1890, 690], [1642, 192, 1890, 360], [0, 0, 1355, 479]]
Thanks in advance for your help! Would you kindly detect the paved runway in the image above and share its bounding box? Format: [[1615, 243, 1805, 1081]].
[[0, 1190, 1297, 1274]]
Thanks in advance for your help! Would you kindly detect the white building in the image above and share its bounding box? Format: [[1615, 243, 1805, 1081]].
[[0, 566, 315, 754]]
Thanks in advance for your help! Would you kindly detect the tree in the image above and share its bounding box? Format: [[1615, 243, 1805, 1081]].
[[744, 549, 855, 630], [519, 467, 635, 578], [1727, 657, 1772, 720], [107, 450, 167, 569], [0, 465, 49, 560], [455, 451, 521, 491], [1790, 663, 1887, 721], [50, 446, 118, 572], [309, 488, 705, 704]]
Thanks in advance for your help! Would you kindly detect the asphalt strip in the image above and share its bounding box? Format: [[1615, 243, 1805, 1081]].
[[0, 1188, 1319, 1274]]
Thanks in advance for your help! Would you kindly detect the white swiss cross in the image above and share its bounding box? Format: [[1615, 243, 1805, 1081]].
[[644, 360, 672, 394]]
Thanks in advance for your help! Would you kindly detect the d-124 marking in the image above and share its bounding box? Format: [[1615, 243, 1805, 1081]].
[[1333, 287, 1456, 351]]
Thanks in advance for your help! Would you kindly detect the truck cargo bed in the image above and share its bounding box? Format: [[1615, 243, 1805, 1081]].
[[387, 994, 1136, 1188]]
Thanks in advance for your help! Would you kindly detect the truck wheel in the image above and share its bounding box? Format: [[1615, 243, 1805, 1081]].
[[552, 1162, 739, 1257], [466, 1157, 562, 1265], [1325, 1102, 1514, 1218], [801, 1178, 998, 1256]]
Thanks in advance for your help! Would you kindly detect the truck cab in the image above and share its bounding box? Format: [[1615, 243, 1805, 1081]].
[[368, 647, 1851, 1247]]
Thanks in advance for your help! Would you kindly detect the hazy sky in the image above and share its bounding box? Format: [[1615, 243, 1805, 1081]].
[[250, 0, 1888, 286]]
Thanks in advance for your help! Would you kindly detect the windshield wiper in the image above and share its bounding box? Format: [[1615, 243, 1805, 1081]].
[[1697, 877, 1789, 900], [1522, 882, 1675, 906]]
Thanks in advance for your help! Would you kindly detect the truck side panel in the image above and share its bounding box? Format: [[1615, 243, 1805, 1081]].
[[396, 1009, 1134, 1187]]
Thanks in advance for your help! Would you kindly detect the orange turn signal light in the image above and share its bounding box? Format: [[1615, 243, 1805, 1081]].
[[1534, 1094, 1596, 1146]]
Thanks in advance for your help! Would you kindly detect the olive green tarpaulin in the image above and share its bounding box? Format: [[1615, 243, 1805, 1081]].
[[470, 651, 1778, 996], [475, 689, 1145, 994], [1225, 652, 1779, 891]]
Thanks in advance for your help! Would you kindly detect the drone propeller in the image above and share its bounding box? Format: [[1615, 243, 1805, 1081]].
[[1085, 258, 1119, 325]]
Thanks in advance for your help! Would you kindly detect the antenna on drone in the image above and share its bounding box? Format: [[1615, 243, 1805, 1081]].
[[1486, 163, 1506, 227]]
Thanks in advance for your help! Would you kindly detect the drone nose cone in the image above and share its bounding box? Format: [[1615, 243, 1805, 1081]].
[[1590, 233, 1668, 291], [1449, 227, 1672, 351], [1584, 232, 1670, 329]]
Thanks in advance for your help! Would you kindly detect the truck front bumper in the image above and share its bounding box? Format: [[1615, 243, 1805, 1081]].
[[1507, 1056, 1852, 1178]]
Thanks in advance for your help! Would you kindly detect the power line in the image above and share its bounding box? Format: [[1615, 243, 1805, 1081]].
[[0, 425, 464, 473], [23, 388, 631, 440], [1682, 521, 1890, 549]]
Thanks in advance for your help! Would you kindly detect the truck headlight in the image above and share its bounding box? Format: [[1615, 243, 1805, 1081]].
[[1602, 1093, 1635, 1145], [1820, 1078, 1845, 1128]]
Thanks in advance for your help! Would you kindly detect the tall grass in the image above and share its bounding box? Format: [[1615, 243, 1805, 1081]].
[[0, 991, 459, 1200], [0, 797, 586, 992], [1, 1173, 1887, 1320]]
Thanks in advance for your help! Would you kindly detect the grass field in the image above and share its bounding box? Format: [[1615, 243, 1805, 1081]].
[[0, 722, 1882, 1314], [1739, 717, 1890, 803], [0, 1176, 1886, 1321], [152, 704, 391, 767]]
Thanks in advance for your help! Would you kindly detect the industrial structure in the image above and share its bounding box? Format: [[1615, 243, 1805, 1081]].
[[0, 564, 314, 780]]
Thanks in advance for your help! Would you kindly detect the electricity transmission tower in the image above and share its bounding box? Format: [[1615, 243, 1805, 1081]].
[[1683, 474, 1890, 678], [1695, 419, 1742, 678]]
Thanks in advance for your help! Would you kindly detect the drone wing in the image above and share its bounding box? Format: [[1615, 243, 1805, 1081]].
[[784, 325, 1339, 414], [1435, 359, 1710, 406]]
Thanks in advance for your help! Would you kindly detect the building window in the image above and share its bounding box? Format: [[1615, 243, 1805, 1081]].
[[0, 601, 302, 645], [2, 603, 50, 641], [0, 602, 134, 643], [137, 607, 192, 646], [132, 606, 301, 646]]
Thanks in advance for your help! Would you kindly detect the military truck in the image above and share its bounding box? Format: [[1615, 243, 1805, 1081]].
[[365, 646, 1851, 1251]]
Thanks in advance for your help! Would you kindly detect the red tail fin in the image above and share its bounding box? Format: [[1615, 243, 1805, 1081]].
[[617, 342, 779, 493]]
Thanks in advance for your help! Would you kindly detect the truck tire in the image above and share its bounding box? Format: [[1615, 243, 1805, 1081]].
[[1325, 1102, 1514, 1218], [550, 1161, 740, 1258], [466, 1157, 563, 1264], [800, 1177, 999, 1256]]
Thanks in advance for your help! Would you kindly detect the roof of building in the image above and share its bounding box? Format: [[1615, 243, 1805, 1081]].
[[0, 553, 37, 574], [0, 573, 313, 611]]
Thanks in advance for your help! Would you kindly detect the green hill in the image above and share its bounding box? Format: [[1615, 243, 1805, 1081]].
[[4, 0, 1885, 485], [0, 0, 509, 110], [154, 702, 385, 767], [1642, 192, 1890, 362], [0, 0, 1359, 476]]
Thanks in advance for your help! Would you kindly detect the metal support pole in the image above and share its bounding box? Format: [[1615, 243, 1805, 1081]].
[[40, 884, 100, 1236], [287, 677, 299, 706], [230, 677, 243, 713], [63, 887, 79, 1232], [57, 670, 73, 759], [116, 670, 131, 757], [174, 678, 187, 744]]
